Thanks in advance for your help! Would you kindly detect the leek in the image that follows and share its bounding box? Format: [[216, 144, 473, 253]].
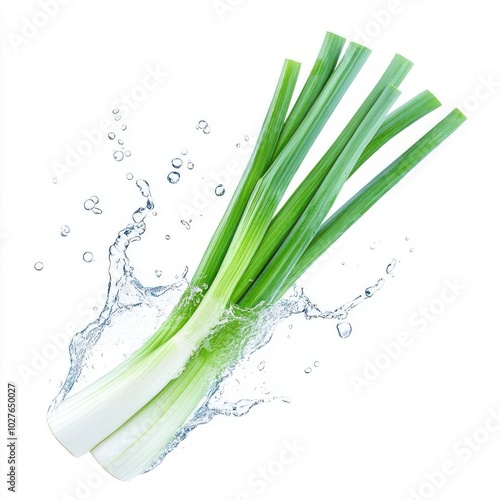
[[48, 32, 466, 481]]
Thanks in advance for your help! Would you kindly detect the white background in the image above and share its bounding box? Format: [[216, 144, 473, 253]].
[[1, 0, 499, 499]]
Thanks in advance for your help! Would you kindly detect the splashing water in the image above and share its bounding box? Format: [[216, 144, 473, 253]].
[[49, 179, 392, 476]]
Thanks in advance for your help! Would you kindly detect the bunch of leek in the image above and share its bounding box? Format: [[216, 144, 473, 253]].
[[48, 32, 466, 480]]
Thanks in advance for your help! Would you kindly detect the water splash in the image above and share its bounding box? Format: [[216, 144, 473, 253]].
[[49, 180, 394, 477]]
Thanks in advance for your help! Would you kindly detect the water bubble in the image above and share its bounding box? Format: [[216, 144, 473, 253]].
[[118, 139, 124, 146], [197, 120, 208, 130], [341, 261, 345, 266], [155, 269, 162, 278], [167, 171, 180, 184], [304, 367, 312, 374], [257, 361, 266, 371], [386, 258, 397, 274], [203, 126, 211, 134], [126, 173, 134, 180], [113, 150, 124, 162], [409, 248, 414, 253], [165, 234, 171, 240], [84, 198, 96, 210], [114, 115, 122, 121], [93, 306, 98, 311], [181, 149, 188, 155], [112, 109, 119, 114], [52, 178, 58, 184], [337, 322, 352, 339], [60, 225, 70, 237], [108, 132, 115, 140], [83, 252, 94, 263], [171, 158, 183, 168], [121, 124, 127, 131], [236, 143, 241, 148], [180, 220, 191, 230], [187, 161, 194, 170], [314, 361, 320, 368], [244, 135, 249, 141], [215, 184, 225, 196], [34, 261, 44, 271], [92, 207, 103, 215], [89, 195, 99, 204], [405, 236, 410, 241], [125, 151, 131, 157]]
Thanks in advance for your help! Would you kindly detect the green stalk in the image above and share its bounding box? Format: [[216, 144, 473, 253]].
[[275, 108, 467, 298], [239, 85, 401, 307], [232, 54, 414, 302], [273, 32, 346, 158]]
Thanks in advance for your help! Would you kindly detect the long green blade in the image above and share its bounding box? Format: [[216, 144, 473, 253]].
[[275, 108, 467, 299], [232, 54, 414, 302], [239, 85, 402, 307], [273, 32, 346, 158]]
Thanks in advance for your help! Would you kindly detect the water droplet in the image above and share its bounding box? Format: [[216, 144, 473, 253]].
[[92, 207, 103, 215], [108, 132, 115, 140], [187, 161, 194, 170], [125, 151, 131, 157], [386, 258, 397, 274], [370, 244, 376, 250], [244, 135, 249, 141], [236, 143, 241, 148], [257, 361, 266, 371], [118, 139, 124, 145], [171, 158, 183, 168], [167, 171, 180, 184], [152, 211, 157, 216], [341, 261, 345, 266], [113, 150, 124, 162], [83, 252, 94, 263], [405, 236, 410, 241], [93, 306, 98, 311], [197, 120, 208, 130], [304, 367, 312, 374], [337, 322, 352, 339], [203, 126, 211, 134], [181, 149, 188, 155], [215, 184, 225, 196], [180, 220, 191, 230], [121, 124, 127, 131], [84, 198, 96, 210], [288, 324, 293, 329], [34, 261, 44, 271], [314, 361, 320, 368], [60, 225, 70, 237], [112, 108, 119, 114], [52, 178, 58, 184], [126, 173, 134, 180], [155, 269, 162, 278], [409, 248, 414, 253], [114, 115, 122, 121]]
